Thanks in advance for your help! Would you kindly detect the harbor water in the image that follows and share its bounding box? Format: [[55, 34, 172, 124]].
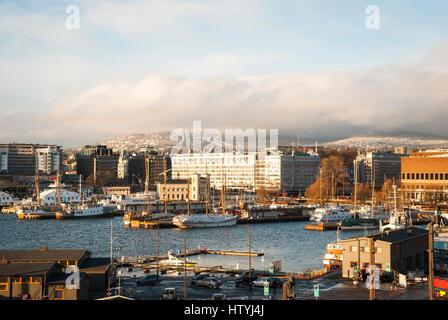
[[1, 215, 368, 272]]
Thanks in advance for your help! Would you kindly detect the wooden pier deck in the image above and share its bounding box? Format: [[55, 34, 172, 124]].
[[120, 248, 264, 266], [305, 223, 339, 231]]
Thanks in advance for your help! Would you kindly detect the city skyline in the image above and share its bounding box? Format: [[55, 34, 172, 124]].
[[1, 1, 448, 147]]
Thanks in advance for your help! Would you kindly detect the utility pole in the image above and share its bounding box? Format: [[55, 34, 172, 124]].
[[354, 160, 358, 219], [249, 227, 252, 292], [184, 235, 187, 300], [428, 221, 434, 300], [156, 225, 160, 279], [369, 237, 376, 300]]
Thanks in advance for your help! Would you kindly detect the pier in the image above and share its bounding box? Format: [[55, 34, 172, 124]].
[[305, 223, 339, 231], [120, 248, 264, 265]]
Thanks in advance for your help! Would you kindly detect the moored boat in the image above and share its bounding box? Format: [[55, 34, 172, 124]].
[[172, 213, 238, 228]]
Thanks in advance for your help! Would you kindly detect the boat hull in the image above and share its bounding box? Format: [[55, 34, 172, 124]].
[[172, 214, 238, 229]]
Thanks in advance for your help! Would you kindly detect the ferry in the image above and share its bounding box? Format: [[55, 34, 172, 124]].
[[56, 204, 112, 219]]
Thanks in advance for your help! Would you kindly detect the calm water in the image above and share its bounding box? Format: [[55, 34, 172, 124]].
[[0, 215, 366, 272]]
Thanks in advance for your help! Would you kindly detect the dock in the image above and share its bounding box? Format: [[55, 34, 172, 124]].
[[305, 223, 339, 231], [127, 215, 310, 229], [119, 248, 264, 266]]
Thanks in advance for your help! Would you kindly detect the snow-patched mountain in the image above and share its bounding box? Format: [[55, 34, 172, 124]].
[[323, 132, 448, 149]]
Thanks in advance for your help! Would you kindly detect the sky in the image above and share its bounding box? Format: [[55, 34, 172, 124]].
[[1, 0, 448, 147]]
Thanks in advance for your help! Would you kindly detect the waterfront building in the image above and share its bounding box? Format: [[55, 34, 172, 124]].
[[354, 151, 408, 187], [0, 248, 113, 299], [171, 150, 320, 193], [157, 174, 210, 202], [102, 186, 131, 197], [0, 143, 62, 175], [341, 227, 428, 279], [400, 149, 448, 203], [128, 152, 171, 186], [0, 262, 89, 300], [76, 145, 118, 181]]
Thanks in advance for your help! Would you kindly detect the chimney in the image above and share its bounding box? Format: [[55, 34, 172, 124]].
[[40, 246, 47, 251]]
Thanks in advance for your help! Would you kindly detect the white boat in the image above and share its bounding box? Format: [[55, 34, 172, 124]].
[[309, 206, 351, 223], [158, 251, 196, 267], [380, 185, 407, 231], [16, 207, 59, 219], [56, 204, 111, 219], [172, 213, 238, 229], [322, 241, 343, 270]]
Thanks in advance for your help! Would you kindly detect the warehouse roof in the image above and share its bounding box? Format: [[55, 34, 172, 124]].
[[0, 262, 56, 276], [341, 227, 428, 244], [0, 249, 89, 263]]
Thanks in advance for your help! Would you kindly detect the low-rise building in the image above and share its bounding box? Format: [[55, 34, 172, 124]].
[[157, 174, 210, 202], [0, 262, 89, 300], [341, 227, 428, 279], [0, 248, 114, 299]]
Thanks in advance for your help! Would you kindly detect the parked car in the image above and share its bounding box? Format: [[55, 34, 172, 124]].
[[234, 273, 258, 287], [190, 273, 211, 286], [212, 293, 226, 300], [192, 277, 223, 289], [136, 274, 161, 286], [162, 287, 178, 300], [252, 277, 284, 288]]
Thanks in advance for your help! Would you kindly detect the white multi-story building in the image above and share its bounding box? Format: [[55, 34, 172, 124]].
[[35, 146, 61, 174], [171, 150, 320, 193]]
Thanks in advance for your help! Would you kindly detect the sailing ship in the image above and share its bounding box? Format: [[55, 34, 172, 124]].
[[172, 173, 238, 229], [380, 184, 409, 231], [16, 162, 66, 220], [123, 155, 175, 226]]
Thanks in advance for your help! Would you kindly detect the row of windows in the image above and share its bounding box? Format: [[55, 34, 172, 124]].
[[403, 172, 448, 180], [403, 185, 448, 190], [350, 262, 383, 270], [349, 246, 383, 254]]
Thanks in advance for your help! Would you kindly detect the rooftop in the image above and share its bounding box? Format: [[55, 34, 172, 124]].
[[0, 249, 89, 263], [342, 227, 428, 244], [0, 262, 56, 276]]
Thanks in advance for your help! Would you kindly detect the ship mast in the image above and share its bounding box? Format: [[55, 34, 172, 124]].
[[205, 163, 209, 216], [353, 159, 358, 219], [221, 173, 226, 215], [57, 169, 62, 207], [35, 157, 41, 208], [145, 152, 151, 214]]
